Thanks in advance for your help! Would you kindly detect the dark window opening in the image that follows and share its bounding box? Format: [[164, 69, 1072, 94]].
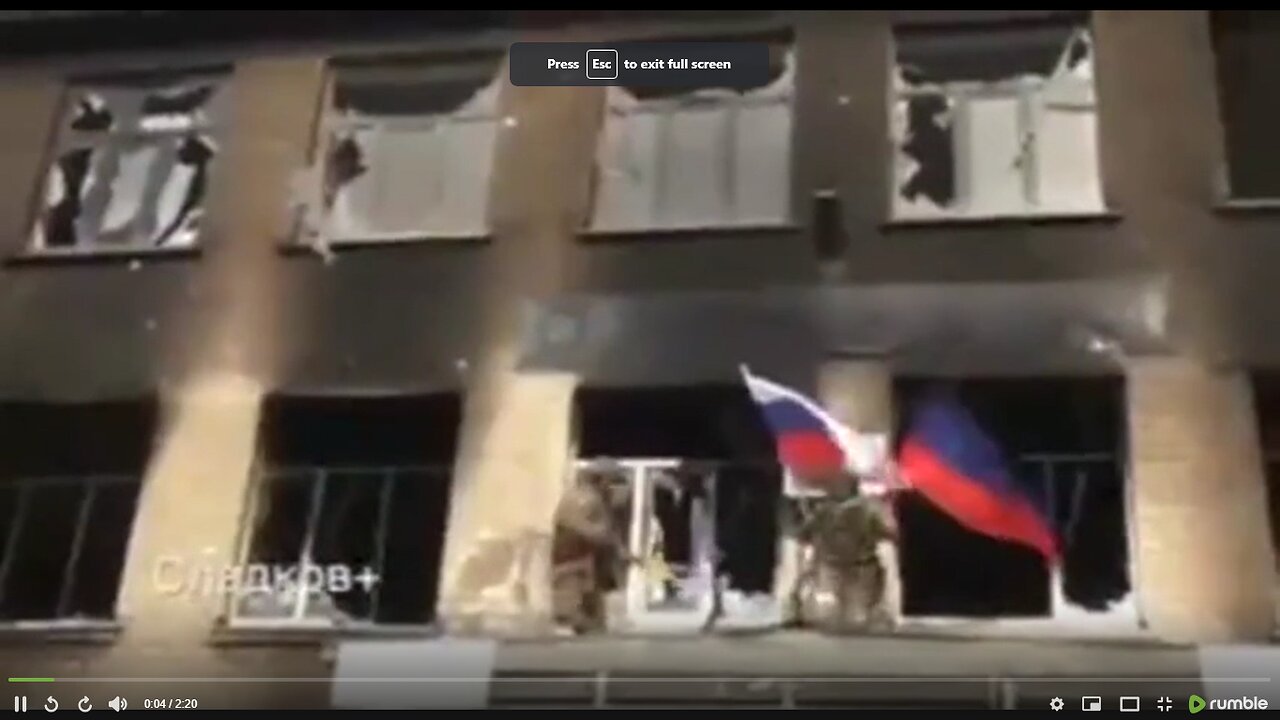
[[0, 399, 155, 622], [240, 393, 461, 626], [1250, 373, 1280, 570], [1213, 11, 1280, 200], [895, 17, 1086, 85], [894, 378, 1128, 617], [575, 385, 780, 595]]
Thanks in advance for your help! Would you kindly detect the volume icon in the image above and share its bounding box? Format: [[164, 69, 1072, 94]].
[[108, 696, 127, 712]]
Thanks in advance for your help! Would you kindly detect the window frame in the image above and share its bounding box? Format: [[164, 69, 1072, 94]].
[[297, 57, 505, 247], [28, 75, 226, 257], [0, 474, 140, 627], [888, 24, 1107, 223], [227, 464, 446, 631], [586, 54, 796, 234], [1209, 11, 1280, 206]]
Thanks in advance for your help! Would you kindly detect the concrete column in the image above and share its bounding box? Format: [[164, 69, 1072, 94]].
[[0, 72, 60, 251], [164, 58, 324, 383], [98, 58, 329, 695], [1127, 356, 1276, 642], [433, 50, 600, 635], [115, 58, 324, 640], [113, 375, 264, 641], [817, 358, 895, 434], [436, 365, 578, 635]]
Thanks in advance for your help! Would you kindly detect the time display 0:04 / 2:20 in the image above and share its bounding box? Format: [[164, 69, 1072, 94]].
[[143, 698, 199, 709]]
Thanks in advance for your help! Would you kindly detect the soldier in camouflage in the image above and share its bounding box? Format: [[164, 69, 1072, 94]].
[[551, 464, 632, 634], [788, 471, 898, 633]]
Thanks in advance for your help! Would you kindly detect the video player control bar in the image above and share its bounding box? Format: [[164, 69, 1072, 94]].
[[509, 42, 771, 88]]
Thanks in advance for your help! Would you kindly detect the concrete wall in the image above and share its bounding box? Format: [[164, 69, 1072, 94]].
[[0, 10, 1232, 400], [0, 11, 1274, 394], [1127, 357, 1275, 642], [0, 12, 1275, 389], [434, 68, 600, 631]]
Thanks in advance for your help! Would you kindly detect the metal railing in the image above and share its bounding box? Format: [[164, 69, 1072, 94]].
[[1015, 452, 1121, 553], [229, 464, 452, 629], [0, 474, 139, 624]]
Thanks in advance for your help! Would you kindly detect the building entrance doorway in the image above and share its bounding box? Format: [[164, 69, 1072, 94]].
[[573, 385, 781, 632]]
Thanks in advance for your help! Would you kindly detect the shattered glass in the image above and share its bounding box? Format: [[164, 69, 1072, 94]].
[[892, 23, 1103, 219], [318, 60, 503, 241], [894, 92, 956, 211], [591, 49, 794, 231], [32, 77, 223, 251]]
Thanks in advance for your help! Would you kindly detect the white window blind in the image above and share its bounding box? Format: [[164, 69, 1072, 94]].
[[1033, 58, 1104, 213], [591, 55, 793, 231], [325, 75, 501, 241], [891, 27, 1104, 220]]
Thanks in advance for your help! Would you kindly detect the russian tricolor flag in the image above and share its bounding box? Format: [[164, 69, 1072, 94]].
[[741, 366, 880, 486], [897, 394, 1060, 562]]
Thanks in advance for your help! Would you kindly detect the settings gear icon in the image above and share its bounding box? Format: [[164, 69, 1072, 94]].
[[1050, 697, 1065, 711]]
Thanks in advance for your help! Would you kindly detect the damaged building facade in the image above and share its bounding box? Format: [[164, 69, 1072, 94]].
[[0, 9, 1278, 709]]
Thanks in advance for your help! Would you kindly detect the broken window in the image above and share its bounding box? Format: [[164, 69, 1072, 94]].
[[0, 400, 154, 623], [891, 18, 1105, 219], [893, 378, 1130, 619], [233, 394, 460, 627], [32, 74, 226, 252], [1212, 12, 1280, 200], [573, 386, 782, 632], [298, 56, 503, 243], [589, 46, 794, 232]]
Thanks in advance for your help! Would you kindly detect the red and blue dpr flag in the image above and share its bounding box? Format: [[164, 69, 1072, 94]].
[[897, 394, 1060, 562]]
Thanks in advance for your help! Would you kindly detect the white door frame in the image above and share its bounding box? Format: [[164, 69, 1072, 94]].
[[574, 457, 721, 631]]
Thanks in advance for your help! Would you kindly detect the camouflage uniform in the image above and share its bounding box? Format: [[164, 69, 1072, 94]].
[[790, 478, 897, 633], [551, 469, 629, 634]]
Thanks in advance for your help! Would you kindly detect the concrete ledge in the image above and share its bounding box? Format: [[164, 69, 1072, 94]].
[[578, 223, 802, 244], [209, 621, 440, 648], [492, 631, 1202, 679], [881, 210, 1123, 231], [0, 620, 122, 645], [4, 245, 201, 267]]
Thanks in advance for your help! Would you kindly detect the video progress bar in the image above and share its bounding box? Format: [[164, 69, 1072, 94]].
[[8, 677, 1271, 683]]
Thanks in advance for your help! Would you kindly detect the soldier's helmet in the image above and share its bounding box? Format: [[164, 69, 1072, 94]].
[[582, 459, 623, 487], [804, 469, 861, 498]]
